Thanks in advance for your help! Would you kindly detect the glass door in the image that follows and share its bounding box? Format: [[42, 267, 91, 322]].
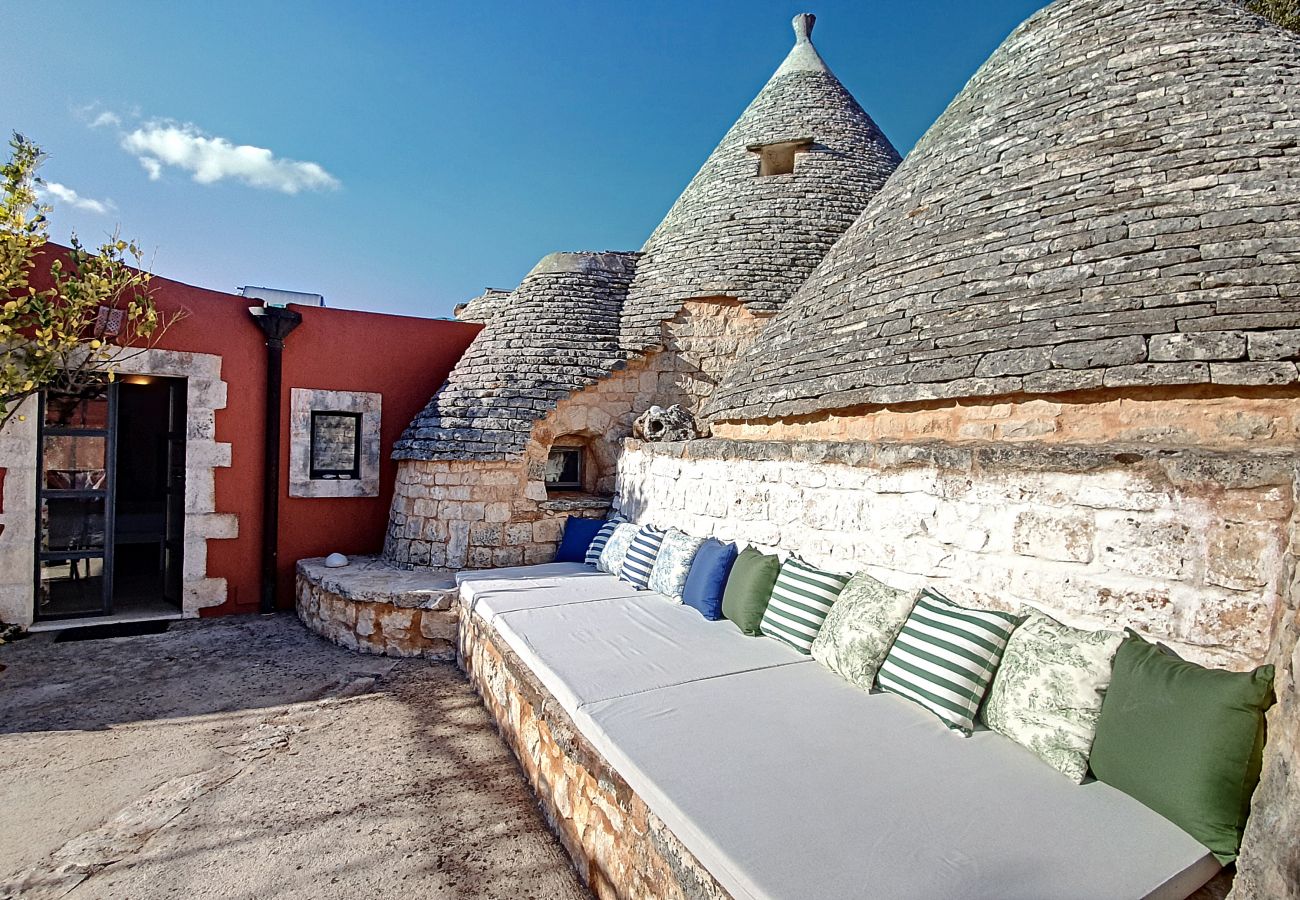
[[35, 382, 116, 620]]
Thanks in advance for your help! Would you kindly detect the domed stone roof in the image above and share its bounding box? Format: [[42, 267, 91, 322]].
[[620, 13, 901, 352], [394, 251, 638, 461], [708, 0, 1300, 424]]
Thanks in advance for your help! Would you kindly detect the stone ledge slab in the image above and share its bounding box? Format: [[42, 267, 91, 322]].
[[625, 437, 1299, 489], [297, 556, 458, 610], [296, 557, 459, 660]]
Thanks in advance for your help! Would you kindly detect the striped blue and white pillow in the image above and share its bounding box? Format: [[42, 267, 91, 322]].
[[584, 517, 623, 567], [619, 525, 666, 590], [760, 557, 852, 654], [876, 589, 1020, 736]]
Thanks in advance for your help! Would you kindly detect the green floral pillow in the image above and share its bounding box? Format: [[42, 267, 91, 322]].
[[809, 572, 914, 692], [981, 609, 1123, 783]]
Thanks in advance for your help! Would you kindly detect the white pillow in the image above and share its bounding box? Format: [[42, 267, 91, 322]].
[[982, 609, 1123, 782], [646, 528, 706, 602], [596, 523, 639, 576], [810, 572, 915, 693]]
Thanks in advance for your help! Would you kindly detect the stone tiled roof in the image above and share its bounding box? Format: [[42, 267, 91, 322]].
[[397, 13, 899, 463], [619, 14, 901, 352], [453, 288, 511, 324], [394, 252, 638, 460], [709, 0, 1300, 423]]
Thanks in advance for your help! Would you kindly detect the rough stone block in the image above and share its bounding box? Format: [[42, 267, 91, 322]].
[[1012, 508, 1095, 563], [1148, 331, 1247, 361], [1205, 520, 1275, 591], [1096, 514, 1195, 580], [1248, 330, 1300, 361], [1051, 336, 1148, 369]]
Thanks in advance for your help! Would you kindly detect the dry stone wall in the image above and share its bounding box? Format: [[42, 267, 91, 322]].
[[1233, 504, 1300, 900], [295, 557, 458, 659], [383, 459, 588, 570], [616, 439, 1294, 669], [615, 436, 1299, 896], [385, 301, 771, 571], [709, 0, 1300, 423]]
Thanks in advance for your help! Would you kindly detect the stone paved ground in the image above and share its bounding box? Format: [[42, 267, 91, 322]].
[[0, 615, 588, 900]]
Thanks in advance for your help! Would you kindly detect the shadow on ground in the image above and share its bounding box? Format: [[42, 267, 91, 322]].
[[0, 615, 395, 734], [0, 615, 587, 899]]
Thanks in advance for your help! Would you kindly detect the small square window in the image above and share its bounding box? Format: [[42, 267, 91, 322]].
[[310, 411, 362, 480], [545, 446, 583, 491], [747, 138, 813, 176]]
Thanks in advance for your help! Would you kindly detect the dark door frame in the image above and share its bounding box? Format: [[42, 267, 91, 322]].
[[33, 376, 189, 622], [33, 383, 118, 621]]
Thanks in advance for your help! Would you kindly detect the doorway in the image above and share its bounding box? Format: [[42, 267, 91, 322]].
[[35, 376, 187, 622]]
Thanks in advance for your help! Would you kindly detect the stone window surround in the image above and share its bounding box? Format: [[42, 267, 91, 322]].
[[0, 348, 236, 625], [290, 388, 381, 499]]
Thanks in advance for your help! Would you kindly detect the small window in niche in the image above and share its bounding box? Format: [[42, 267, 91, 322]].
[[310, 411, 362, 480], [747, 138, 813, 176], [545, 446, 583, 491]]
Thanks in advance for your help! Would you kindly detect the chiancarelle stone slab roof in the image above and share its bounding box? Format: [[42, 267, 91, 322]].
[[453, 288, 511, 324], [709, 0, 1300, 424], [394, 251, 638, 461], [619, 13, 902, 352], [398, 13, 901, 463]]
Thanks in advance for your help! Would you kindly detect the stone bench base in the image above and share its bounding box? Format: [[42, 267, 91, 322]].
[[296, 557, 459, 659], [458, 603, 727, 900]]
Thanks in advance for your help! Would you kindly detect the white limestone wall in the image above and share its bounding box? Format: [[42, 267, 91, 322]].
[[615, 439, 1297, 670], [0, 399, 39, 625], [0, 350, 235, 626], [115, 350, 237, 615]]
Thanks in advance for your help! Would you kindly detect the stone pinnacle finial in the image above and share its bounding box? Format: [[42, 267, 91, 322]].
[[793, 13, 815, 44]]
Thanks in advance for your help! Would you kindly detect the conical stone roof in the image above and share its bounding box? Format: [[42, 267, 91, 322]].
[[709, 0, 1300, 423], [394, 251, 638, 461], [620, 13, 901, 351]]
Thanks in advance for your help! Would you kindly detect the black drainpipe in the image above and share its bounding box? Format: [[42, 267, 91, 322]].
[[248, 305, 303, 613]]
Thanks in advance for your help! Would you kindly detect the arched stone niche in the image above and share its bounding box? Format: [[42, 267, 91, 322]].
[[528, 432, 618, 498]]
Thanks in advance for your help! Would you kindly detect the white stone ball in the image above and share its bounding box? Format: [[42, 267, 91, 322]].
[[324, 552, 350, 568]]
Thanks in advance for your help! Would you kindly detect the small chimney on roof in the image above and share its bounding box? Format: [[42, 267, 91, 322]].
[[793, 13, 815, 43]]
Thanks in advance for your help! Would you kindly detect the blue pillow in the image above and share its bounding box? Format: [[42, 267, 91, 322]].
[[681, 539, 738, 620], [555, 517, 605, 563]]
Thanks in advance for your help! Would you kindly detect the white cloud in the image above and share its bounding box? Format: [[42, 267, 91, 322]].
[[36, 182, 114, 215], [90, 111, 121, 129], [121, 121, 340, 194]]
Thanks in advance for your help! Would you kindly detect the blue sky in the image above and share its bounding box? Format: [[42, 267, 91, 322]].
[[6, 1, 1044, 318]]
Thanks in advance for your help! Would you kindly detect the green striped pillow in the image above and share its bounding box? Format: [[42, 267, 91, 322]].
[[876, 589, 1020, 735], [759, 557, 852, 654]]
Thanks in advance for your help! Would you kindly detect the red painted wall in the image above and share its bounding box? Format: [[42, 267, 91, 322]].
[[273, 303, 478, 605], [27, 245, 479, 616]]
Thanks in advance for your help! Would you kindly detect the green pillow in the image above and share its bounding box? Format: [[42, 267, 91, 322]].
[[721, 547, 781, 636], [1088, 631, 1274, 863]]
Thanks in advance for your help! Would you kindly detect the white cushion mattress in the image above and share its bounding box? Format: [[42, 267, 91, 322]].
[[458, 563, 642, 621], [575, 663, 1220, 900], [491, 594, 810, 713]]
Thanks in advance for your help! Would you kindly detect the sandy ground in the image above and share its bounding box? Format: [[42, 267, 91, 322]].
[[0, 615, 588, 900]]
